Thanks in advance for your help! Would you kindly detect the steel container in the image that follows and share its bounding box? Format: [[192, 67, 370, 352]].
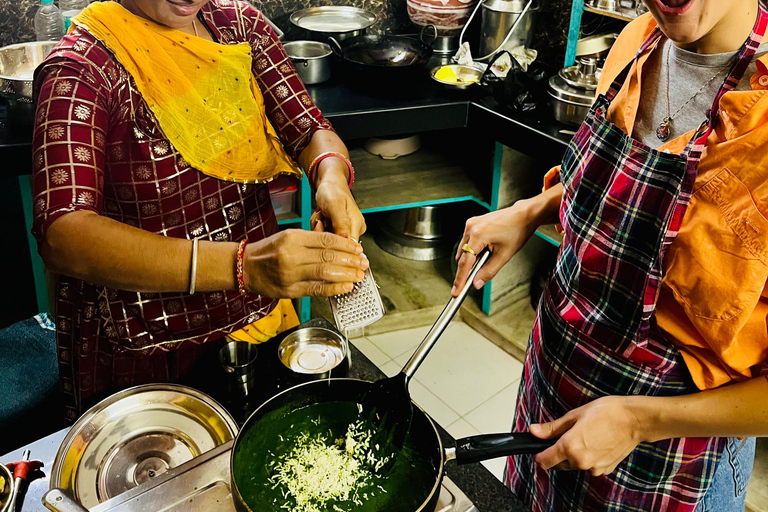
[[282, 41, 332, 85], [479, 0, 537, 56], [290, 6, 376, 42]]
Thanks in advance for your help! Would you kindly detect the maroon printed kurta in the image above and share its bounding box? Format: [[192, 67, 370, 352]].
[[31, 0, 332, 422]]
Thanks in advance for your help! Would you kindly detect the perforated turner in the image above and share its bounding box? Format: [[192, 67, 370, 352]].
[[329, 265, 385, 332]]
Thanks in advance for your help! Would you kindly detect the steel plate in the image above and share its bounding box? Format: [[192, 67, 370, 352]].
[[290, 6, 376, 34], [49, 384, 238, 509]]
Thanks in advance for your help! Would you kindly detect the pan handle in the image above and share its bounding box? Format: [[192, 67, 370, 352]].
[[327, 37, 344, 58], [419, 24, 438, 45], [448, 432, 556, 465]]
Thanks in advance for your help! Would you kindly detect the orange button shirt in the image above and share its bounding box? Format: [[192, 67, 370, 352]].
[[547, 14, 768, 390]]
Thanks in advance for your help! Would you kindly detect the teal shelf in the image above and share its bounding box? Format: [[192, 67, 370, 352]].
[[535, 224, 563, 247]]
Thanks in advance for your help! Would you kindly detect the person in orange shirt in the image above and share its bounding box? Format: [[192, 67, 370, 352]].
[[452, 0, 768, 510]]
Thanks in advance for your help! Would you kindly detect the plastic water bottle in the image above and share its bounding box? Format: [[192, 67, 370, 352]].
[[34, 0, 64, 41], [60, 0, 88, 32]]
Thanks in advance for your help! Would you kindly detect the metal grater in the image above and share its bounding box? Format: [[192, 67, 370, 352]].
[[329, 265, 385, 331]]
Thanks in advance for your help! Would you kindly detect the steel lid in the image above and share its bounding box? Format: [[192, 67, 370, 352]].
[[290, 6, 377, 34], [50, 384, 238, 509], [548, 74, 596, 106], [482, 0, 538, 14]]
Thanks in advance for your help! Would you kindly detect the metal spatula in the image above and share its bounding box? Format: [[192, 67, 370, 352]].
[[361, 250, 491, 455]]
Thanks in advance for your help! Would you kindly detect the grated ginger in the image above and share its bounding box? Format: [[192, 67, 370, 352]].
[[268, 421, 390, 512]]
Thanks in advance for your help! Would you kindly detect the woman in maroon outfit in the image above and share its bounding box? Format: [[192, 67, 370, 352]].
[[32, 0, 368, 423]]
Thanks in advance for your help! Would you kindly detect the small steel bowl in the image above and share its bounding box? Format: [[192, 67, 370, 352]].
[[430, 64, 483, 90], [0, 463, 12, 512], [0, 41, 56, 100], [277, 327, 348, 379]]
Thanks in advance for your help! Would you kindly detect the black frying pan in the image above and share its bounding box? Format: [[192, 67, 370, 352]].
[[230, 378, 553, 512], [328, 26, 437, 74]]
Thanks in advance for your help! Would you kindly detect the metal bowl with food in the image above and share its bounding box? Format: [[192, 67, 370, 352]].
[[430, 64, 483, 90], [291, 6, 377, 41], [0, 41, 56, 99], [0, 463, 11, 512]]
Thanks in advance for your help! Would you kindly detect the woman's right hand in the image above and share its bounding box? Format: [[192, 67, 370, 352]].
[[451, 203, 539, 297], [243, 229, 368, 298]]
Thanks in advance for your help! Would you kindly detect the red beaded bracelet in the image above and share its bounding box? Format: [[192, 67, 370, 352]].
[[307, 151, 355, 189], [236, 239, 248, 296]]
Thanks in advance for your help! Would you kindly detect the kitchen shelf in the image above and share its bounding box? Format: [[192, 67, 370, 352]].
[[349, 146, 492, 214], [535, 224, 563, 247], [584, 4, 637, 22]]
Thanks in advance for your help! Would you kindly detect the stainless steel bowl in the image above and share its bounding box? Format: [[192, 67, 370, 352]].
[[0, 41, 56, 100], [283, 41, 332, 85], [0, 463, 12, 512], [430, 64, 483, 90], [277, 327, 348, 376]]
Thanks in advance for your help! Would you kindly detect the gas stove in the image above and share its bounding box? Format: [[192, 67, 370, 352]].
[[42, 440, 477, 512]]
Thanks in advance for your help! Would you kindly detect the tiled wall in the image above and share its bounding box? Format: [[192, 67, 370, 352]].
[[1, 0, 572, 63]]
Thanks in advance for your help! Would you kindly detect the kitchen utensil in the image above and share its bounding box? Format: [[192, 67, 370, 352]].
[[559, 57, 598, 90], [591, 0, 619, 11], [49, 384, 237, 509], [430, 64, 484, 90], [430, 34, 461, 55], [0, 41, 55, 99], [328, 26, 436, 75], [0, 463, 11, 512], [282, 41, 332, 85], [361, 251, 490, 454], [373, 206, 454, 261], [290, 6, 377, 42], [459, 0, 537, 62], [575, 33, 617, 58], [219, 341, 259, 397], [329, 266, 385, 332], [277, 326, 349, 379], [407, 0, 479, 37], [548, 71, 596, 126], [4, 450, 44, 512], [230, 378, 555, 512], [362, 134, 422, 159]]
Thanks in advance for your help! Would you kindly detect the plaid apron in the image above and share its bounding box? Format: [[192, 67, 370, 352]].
[[507, 8, 768, 512]]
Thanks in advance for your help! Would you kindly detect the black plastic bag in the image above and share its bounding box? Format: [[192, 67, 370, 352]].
[[480, 51, 553, 114]]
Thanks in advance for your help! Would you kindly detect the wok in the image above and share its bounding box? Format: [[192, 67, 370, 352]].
[[329, 26, 437, 74], [230, 379, 553, 512]]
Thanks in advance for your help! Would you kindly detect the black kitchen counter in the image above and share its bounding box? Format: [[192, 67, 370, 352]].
[[2, 318, 530, 512], [1, 58, 571, 176]]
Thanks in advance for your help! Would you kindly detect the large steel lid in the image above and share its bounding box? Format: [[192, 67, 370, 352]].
[[548, 74, 596, 106], [50, 384, 238, 509], [290, 6, 377, 34]]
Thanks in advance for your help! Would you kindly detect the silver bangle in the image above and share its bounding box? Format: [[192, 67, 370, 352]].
[[189, 238, 199, 295]]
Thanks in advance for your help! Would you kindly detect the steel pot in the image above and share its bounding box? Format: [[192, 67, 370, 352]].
[[548, 72, 595, 127], [290, 6, 377, 42], [283, 41, 332, 85]]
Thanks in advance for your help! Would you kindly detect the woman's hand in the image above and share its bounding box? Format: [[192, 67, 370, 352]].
[[530, 396, 648, 477], [243, 229, 368, 298], [312, 162, 366, 241], [451, 202, 538, 296]]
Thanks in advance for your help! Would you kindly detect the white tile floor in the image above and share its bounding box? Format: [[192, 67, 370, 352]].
[[351, 321, 525, 482]]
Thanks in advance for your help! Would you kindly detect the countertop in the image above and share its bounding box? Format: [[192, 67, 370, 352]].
[[1, 318, 531, 512], [1, 57, 572, 176]]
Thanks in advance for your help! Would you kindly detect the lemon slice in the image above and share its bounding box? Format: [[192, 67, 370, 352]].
[[434, 66, 458, 83]]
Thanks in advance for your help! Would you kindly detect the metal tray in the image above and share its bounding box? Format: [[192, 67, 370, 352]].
[[290, 6, 376, 34]]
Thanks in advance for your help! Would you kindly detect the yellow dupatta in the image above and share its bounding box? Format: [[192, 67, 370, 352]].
[[72, 2, 302, 183]]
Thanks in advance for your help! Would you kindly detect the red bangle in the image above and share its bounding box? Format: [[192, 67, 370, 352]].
[[307, 152, 355, 189], [236, 239, 248, 296]]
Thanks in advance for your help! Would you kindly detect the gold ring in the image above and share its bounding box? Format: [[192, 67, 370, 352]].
[[461, 243, 476, 255]]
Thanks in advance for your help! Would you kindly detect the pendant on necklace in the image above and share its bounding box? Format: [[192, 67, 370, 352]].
[[656, 117, 671, 142]]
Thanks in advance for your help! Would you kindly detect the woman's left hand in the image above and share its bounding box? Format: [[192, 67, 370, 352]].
[[530, 396, 648, 477], [312, 168, 366, 241]]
